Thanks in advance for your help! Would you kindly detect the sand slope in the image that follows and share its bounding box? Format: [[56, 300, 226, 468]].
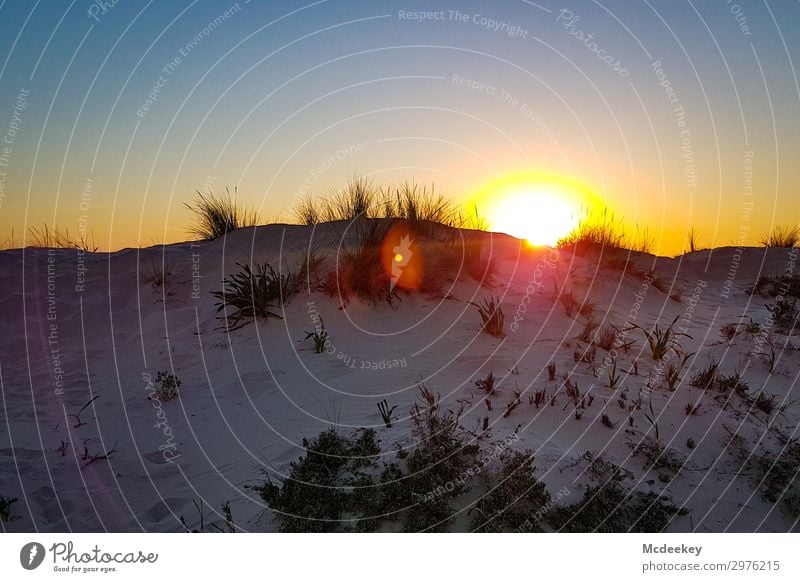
[[1, 223, 798, 532]]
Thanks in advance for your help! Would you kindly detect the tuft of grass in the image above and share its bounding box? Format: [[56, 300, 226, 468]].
[[212, 262, 297, 330], [715, 371, 749, 396], [630, 316, 689, 361], [753, 391, 776, 414], [663, 352, 693, 391], [595, 325, 617, 351], [141, 260, 176, 292], [184, 188, 260, 240], [26, 224, 98, 251], [475, 371, 497, 394], [689, 361, 719, 390], [471, 296, 505, 338], [546, 361, 557, 382], [761, 225, 800, 248]]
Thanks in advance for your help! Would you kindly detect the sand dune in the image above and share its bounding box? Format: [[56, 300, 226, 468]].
[[1, 222, 798, 532]]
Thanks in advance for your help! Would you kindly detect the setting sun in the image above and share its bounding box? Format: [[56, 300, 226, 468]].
[[473, 173, 594, 246]]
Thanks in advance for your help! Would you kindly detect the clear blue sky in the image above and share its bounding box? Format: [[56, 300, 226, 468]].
[[0, 0, 798, 252]]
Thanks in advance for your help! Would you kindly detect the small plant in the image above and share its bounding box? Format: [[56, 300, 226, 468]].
[[546, 361, 557, 381], [0, 495, 20, 522], [56, 439, 69, 456], [578, 345, 596, 363], [630, 316, 690, 361], [685, 402, 701, 416], [155, 371, 181, 401], [212, 501, 236, 533], [607, 357, 621, 390], [503, 390, 522, 418], [601, 413, 615, 428], [720, 322, 739, 342], [576, 318, 599, 343], [212, 262, 298, 330], [417, 382, 439, 411], [475, 371, 497, 394], [754, 391, 776, 414], [531, 388, 547, 408], [304, 318, 329, 354], [664, 351, 693, 391], [715, 371, 748, 395], [689, 361, 719, 390], [55, 395, 100, 429], [596, 325, 617, 351], [141, 260, 176, 292], [564, 377, 581, 403], [632, 437, 684, 474], [471, 296, 505, 338], [643, 399, 660, 442], [377, 399, 398, 428]]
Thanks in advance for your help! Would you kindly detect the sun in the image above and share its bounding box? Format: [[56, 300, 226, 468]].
[[471, 173, 594, 246]]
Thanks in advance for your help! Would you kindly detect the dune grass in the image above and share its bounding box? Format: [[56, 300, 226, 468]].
[[761, 225, 800, 248], [24, 224, 99, 251], [557, 207, 654, 254], [294, 176, 488, 232], [185, 187, 260, 240]]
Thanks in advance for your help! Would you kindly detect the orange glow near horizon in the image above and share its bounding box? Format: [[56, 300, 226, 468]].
[[471, 172, 598, 247]]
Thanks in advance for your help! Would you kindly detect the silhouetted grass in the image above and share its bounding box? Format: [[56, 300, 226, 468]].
[[761, 225, 800, 248], [185, 187, 260, 240]]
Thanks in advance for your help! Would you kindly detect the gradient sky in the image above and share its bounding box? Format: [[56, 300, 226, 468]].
[[0, 0, 798, 254]]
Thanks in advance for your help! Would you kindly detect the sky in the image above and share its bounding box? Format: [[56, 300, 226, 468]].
[[0, 0, 798, 254]]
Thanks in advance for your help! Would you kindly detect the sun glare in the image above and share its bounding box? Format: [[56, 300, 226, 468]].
[[473, 173, 593, 246]]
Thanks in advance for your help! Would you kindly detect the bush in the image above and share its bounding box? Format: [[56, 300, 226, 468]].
[[154, 371, 181, 401], [761, 225, 800, 248], [752, 440, 800, 518], [766, 299, 798, 334], [753, 274, 800, 299], [471, 450, 551, 532], [548, 480, 686, 532], [0, 495, 20, 522], [249, 428, 381, 532], [184, 188, 260, 240], [212, 262, 298, 330]]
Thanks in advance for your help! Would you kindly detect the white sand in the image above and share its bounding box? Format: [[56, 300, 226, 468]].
[[1, 222, 797, 532]]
